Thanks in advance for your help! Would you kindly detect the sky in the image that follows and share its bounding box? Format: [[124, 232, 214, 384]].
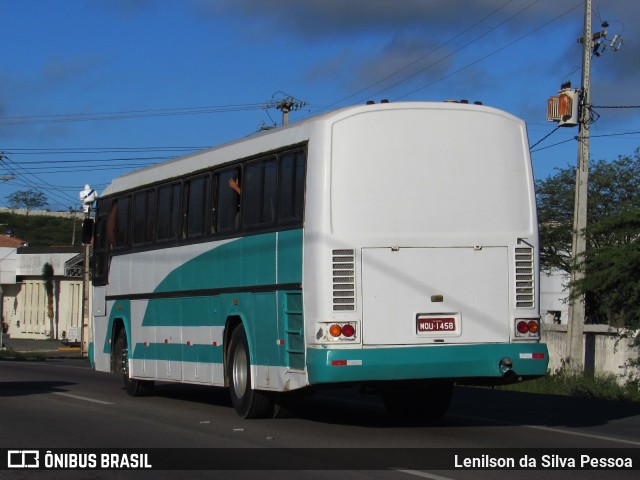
[[1, 0, 639, 212]]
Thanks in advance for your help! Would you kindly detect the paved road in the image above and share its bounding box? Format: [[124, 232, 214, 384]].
[[1, 358, 638, 480]]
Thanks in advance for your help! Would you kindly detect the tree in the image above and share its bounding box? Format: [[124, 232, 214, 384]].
[[6, 189, 48, 216], [573, 209, 640, 330], [42, 262, 55, 338], [537, 150, 640, 273], [536, 149, 640, 331]]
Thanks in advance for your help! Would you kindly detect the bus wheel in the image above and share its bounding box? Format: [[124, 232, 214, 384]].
[[227, 325, 273, 419], [381, 382, 453, 419], [113, 330, 153, 397]]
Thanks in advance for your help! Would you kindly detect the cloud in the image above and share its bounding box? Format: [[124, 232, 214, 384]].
[[92, 0, 158, 16], [349, 35, 457, 100], [0, 54, 106, 142], [206, 0, 591, 101], [42, 55, 103, 85], [209, 0, 586, 39]]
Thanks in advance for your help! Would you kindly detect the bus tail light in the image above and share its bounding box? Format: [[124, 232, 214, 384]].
[[329, 324, 343, 337], [515, 318, 540, 338], [317, 322, 358, 342], [341, 324, 355, 337]]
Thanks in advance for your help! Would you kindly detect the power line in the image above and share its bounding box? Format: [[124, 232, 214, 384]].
[[529, 125, 562, 150], [530, 137, 575, 153], [4, 146, 207, 154], [316, 0, 518, 111], [530, 129, 640, 153], [1, 154, 79, 206], [590, 130, 640, 139], [395, 1, 583, 100], [592, 104, 640, 109], [378, 0, 547, 102], [0, 103, 271, 126], [5, 156, 174, 165]]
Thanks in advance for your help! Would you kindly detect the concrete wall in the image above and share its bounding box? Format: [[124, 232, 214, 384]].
[[542, 324, 639, 383], [2, 250, 84, 341], [540, 269, 569, 325], [10, 279, 83, 340], [0, 247, 17, 284]]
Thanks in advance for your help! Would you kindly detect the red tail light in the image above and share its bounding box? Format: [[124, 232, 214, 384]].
[[341, 324, 355, 337], [515, 319, 540, 338]]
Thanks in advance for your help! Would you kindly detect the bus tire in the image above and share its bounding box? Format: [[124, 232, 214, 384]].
[[113, 330, 154, 397], [227, 325, 273, 419]]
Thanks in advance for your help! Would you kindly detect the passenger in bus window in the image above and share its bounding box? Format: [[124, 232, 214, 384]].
[[228, 178, 241, 194], [229, 177, 241, 229]]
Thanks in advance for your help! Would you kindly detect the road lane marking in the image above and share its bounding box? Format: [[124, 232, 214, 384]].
[[52, 392, 114, 405], [450, 414, 640, 447], [522, 424, 640, 447], [392, 469, 456, 480]]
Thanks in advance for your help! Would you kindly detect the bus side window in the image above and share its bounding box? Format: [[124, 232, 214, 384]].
[[263, 159, 277, 225], [116, 197, 130, 249], [106, 197, 130, 250], [93, 211, 108, 284], [146, 190, 156, 243], [184, 175, 208, 239], [279, 150, 305, 224], [243, 157, 276, 228], [107, 200, 117, 249], [210, 174, 218, 235], [133, 190, 154, 245], [157, 183, 181, 242], [217, 169, 241, 233]]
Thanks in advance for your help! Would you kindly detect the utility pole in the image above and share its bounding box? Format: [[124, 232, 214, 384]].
[[272, 95, 306, 126], [547, 1, 622, 374], [565, 0, 593, 373]]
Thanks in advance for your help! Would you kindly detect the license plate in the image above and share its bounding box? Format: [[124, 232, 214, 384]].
[[417, 316, 457, 333]]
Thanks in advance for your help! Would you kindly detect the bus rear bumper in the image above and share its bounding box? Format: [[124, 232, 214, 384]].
[[306, 343, 549, 386]]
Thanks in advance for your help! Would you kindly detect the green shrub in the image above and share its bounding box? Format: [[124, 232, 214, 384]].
[[499, 368, 640, 403]]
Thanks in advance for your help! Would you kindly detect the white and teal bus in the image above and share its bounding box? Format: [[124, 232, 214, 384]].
[[90, 101, 548, 418]]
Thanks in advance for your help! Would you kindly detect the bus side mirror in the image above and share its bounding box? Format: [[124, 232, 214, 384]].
[[82, 218, 94, 245]]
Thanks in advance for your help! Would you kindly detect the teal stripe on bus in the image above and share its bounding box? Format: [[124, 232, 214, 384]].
[[152, 230, 302, 295], [104, 230, 304, 368]]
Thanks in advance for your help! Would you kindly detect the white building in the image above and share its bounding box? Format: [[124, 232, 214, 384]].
[[540, 268, 569, 325], [1, 239, 84, 342]]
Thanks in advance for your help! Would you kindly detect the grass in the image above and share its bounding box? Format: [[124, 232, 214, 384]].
[[499, 368, 640, 403]]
